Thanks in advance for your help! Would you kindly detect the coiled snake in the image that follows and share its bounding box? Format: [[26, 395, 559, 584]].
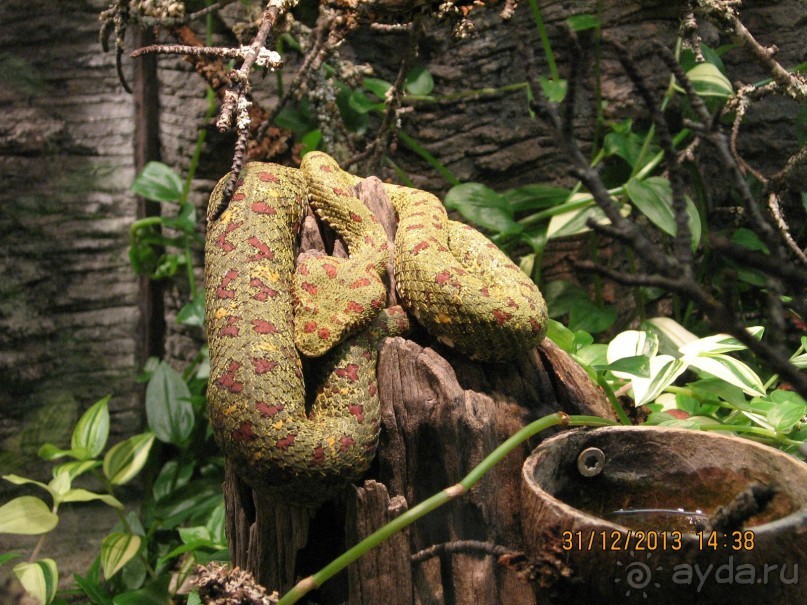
[[205, 152, 547, 505]]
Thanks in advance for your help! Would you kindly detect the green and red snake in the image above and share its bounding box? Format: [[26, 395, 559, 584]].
[[205, 152, 547, 505]]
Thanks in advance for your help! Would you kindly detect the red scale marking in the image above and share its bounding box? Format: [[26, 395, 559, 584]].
[[339, 435, 356, 452], [312, 445, 326, 464], [323, 263, 338, 279], [232, 192, 246, 202], [252, 358, 279, 374], [216, 361, 243, 393], [219, 316, 240, 337], [332, 187, 349, 197], [256, 402, 284, 417], [320, 164, 333, 173], [492, 309, 514, 325], [335, 364, 360, 382], [371, 297, 385, 309], [216, 270, 238, 299], [249, 277, 278, 301], [435, 270, 452, 285], [301, 282, 318, 295], [215, 220, 243, 252], [247, 236, 275, 261], [350, 277, 371, 289], [259, 172, 280, 183], [349, 404, 365, 422], [480, 286, 491, 297], [368, 383, 377, 397], [346, 301, 364, 314], [304, 320, 317, 333], [231, 422, 257, 441], [252, 319, 279, 334], [276, 433, 297, 450], [251, 201, 277, 214], [318, 327, 331, 340], [530, 318, 543, 333], [413, 241, 430, 255], [349, 211, 362, 223], [406, 224, 425, 231]]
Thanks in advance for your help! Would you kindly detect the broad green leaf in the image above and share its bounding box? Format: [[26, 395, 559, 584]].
[[546, 319, 575, 353], [575, 343, 609, 368], [176, 293, 205, 327], [101, 533, 142, 579], [152, 459, 195, 502], [131, 162, 183, 204], [546, 198, 600, 238], [111, 576, 170, 605], [605, 355, 651, 378], [146, 361, 194, 445], [568, 298, 616, 334], [14, 559, 58, 605], [732, 227, 769, 252], [53, 460, 101, 481], [61, 488, 123, 509], [603, 119, 647, 166], [0, 553, 21, 565], [274, 103, 315, 134], [539, 76, 567, 102], [363, 77, 392, 98], [300, 129, 322, 155], [38, 443, 86, 462], [178, 526, 211, 545], [103, 433, 155, 486], [503, 184, 571, 212], [631, 355, 688, 406], [71, 396, 110, 459], [679, 327, 763, 356], [405, 66, 434, 95], [3, 474, 51, 494], [206, 502, 227, 546], [444, 183, 522, 235], [768, 401, 807, 433], [187, 592, 203, 605], [682, 62, 733, 99], [626, 177, 676, 237], [645, 317, 698, 354], [684, 353, 766, 397], [348, 89, 385, 114], [518, 253, 535, 278], [607, 330, 659, 373], [0, 497, 58, 534], [48, 471, 72, 503]]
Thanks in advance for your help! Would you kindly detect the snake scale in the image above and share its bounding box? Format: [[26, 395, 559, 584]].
[[205, 152, 548, 505]]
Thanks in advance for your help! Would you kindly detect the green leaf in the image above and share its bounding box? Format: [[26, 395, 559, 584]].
[[679, 328, 763, 356], [132, 162, 183, 204], [607, 330, 659, 369], [206, 502, 227, 546], [60, 488, 123, 509], [539, 76, 567, 102], [546, 198, 603, 238], [103, 433, 156, 486], [53, 460, 101, 481], [111, 576, 170, 605], [146, 361, 194, 445], [0, 553, 21, 566], [769, 400, 807, 433], [14, 559, 58, 605], [37, 443, 86, 462], [546, 319, 575, 353], [0, 496, 58, 534], [503, 184, 571, 212], [631, 356, 688, 406], [566, 13, 600, 31], [444, 183, 523, 235], [626, 177, 676, 236], [300, 129, 322, 155], [71, 396, 110, 459], [568, 298, 616, 334], [645, 317, 698, 354], [682, 62, 733, 99], [3, 474, 52, 494], [348, 89, 385, 115], [731, 227, 769, 253], [74, 572, 114, 605], [605, 355, 651, 378], [101, 533, 142, 579], [405, 66, 434, 95], [363, 77, 392, 98], [176, 293, 205, 327], [152, 459, 195, 502], [603, 120, 648, 166], [274, 102, 316, 134], [684, 353, 766, 398]]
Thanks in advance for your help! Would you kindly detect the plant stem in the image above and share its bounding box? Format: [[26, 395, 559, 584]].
[[276, 413, 616, 605], [527, 0, 559, 82]]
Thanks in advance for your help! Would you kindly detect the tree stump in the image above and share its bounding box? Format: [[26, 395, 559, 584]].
[[221, 175, 615, 604]]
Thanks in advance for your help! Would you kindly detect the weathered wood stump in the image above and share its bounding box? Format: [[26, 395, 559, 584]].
[[222, 176, 615, 604]]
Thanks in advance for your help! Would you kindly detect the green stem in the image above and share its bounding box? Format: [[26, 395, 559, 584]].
[[276, 413, 616, 605], [398, 131, 460, 186], [596, 374, 632, 426], [527, 0, 560, 82]]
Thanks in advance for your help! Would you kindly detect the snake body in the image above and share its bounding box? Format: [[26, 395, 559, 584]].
[[205, 152, 547, 504]]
